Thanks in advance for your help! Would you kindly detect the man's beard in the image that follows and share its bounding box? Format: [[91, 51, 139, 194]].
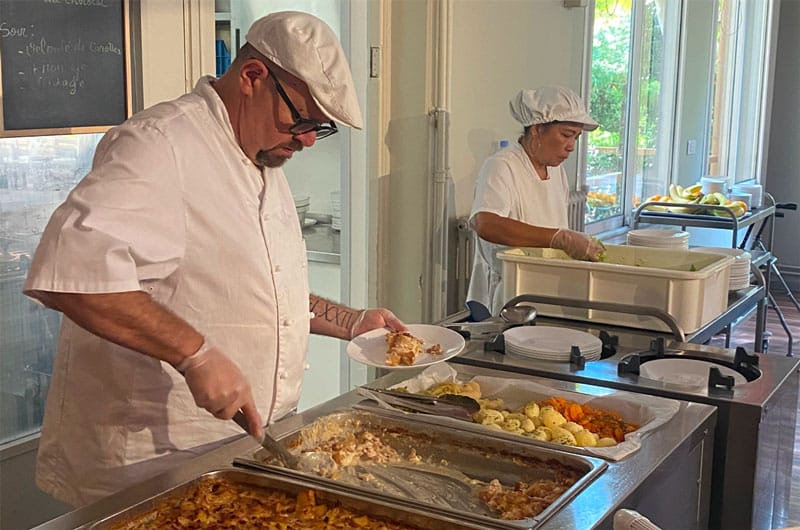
[[255, 149, 288, 168], [255, 140, 302, 169]]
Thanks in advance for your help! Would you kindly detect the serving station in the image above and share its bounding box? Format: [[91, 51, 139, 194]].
[[32, 366, 716, 530], [443, 306, 799, 530]]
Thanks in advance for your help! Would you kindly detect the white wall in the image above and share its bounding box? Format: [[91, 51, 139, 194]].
[[765, 0, 800, 290], [381, 0, 589, 321], [450, 0, 587, 217]]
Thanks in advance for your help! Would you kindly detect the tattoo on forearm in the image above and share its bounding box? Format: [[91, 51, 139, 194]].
[[310, 298, 357, 329]]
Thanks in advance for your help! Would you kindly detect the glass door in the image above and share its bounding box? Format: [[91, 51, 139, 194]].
[[219, 0, 367, 409]]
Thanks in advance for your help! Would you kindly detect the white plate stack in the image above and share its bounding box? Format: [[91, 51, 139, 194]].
[[503, 326, 603, 362], [732, 183, 763, 209], [330, 191, 342, 232], [691, 247, 751, 291], [293, 195, 310, 225], [627, 228, 690, 249]]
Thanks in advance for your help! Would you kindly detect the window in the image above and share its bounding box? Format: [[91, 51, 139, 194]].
[[584, 0, 773, 231], [708, 0, 772, 184], [585, 0, 680, 232], [0, 134, 102, 444]]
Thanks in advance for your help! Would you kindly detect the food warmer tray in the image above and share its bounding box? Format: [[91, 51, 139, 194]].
[[234, 408, 607, 530], [88, 468, 482, 530]]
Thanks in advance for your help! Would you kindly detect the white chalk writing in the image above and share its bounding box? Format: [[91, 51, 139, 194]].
[[0, 22, 34, 38]]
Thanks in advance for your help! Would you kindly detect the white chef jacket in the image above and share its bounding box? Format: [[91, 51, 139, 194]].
[[467, 142, 569, 314], [23, 76, 311, 507]]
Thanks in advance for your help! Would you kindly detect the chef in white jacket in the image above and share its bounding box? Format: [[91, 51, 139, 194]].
[[467, 86, 604, 314], [23, 11, 404, 507]]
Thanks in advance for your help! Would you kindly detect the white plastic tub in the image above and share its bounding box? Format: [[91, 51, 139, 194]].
[[498, 245, 733, 334]]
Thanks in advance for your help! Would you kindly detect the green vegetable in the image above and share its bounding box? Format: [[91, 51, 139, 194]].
[[690, 264, 697, 272]]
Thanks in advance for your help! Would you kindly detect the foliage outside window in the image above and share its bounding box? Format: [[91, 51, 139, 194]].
[[584, 0, 771, 230], [585, 0, 677, 230]]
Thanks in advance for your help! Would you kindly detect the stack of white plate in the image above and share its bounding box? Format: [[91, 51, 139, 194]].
[[700, 176, 728, 194], [293, 195, 310, 225], [503, 326, 603, 362], [732, 183, 763, 209], [330, 191, 342, 232], [691, 247, 751, 291], [627, 228, 690, 249]]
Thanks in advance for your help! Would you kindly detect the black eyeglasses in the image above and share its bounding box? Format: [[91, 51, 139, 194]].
[[269, 70, 338, 140]]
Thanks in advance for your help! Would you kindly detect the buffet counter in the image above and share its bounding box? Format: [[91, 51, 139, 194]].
[[33, 365, 717, 530]]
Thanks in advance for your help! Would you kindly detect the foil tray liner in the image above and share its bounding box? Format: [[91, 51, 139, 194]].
[[87, 468, 481, 530], [234, 408, 607, 530]]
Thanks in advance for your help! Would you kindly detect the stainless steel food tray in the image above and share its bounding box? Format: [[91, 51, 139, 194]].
[[87, 468, 482, 530], [234, 408, 607, 530]]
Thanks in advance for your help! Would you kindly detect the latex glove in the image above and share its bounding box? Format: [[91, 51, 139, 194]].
[[550, 228, 604, 261], [175, 342, 263, 439], [350, 308, 407, 340]]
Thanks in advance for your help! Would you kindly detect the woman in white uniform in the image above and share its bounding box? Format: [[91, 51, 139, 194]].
[[467, 86, 603, 314]]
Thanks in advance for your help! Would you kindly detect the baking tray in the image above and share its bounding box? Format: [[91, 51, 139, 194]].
[[234, 409, 607, 529], [87, 468, 482, 529], [365, 363, 682, 462]]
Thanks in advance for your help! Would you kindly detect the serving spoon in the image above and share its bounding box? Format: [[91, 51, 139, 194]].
[[499, 303, 537, 325], [233, 411, 339, 475], [232, 410, 299, 468]]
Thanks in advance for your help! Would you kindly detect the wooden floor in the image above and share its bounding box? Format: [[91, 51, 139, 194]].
[[710, 290, 800, 529]]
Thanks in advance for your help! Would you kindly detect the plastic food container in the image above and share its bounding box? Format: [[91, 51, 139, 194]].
[[498, 245, 733, 334]]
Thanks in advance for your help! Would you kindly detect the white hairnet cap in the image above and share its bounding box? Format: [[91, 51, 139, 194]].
[[246, 11, 363, 129], [509, 86, 598, 131]]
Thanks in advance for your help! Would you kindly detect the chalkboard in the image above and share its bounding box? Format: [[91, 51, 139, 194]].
[[0, 0, 129, 135]]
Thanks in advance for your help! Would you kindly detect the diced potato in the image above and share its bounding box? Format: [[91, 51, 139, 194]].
[[505, 412, 528, 423], [529, 427, 552, 441], [474, 408, 504, 425], [596, 437, 618, 447], [574, 429, 598, 447], [562, 421, 583, 434], [523, 401, 540, 419], [521, 418, 536, 433], [479, 397, 504, 409], [550, 426, 577, 446], [540, 406, 567, 429], [501, 418, 522, 431]]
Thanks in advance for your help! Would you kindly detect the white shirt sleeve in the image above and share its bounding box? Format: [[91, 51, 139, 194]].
[[24, 123, 186, 295], [470, 155, 517, 223]]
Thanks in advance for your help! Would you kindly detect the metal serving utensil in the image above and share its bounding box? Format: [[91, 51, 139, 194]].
[[357, 387, 481, 421], [232, 411, 299, 468], [233, 411, 339, 475], [499, 303, 537, 325]]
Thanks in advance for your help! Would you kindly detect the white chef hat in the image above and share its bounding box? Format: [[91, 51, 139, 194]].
[[246, 11, 363, 129], [509, 85, 598, 131]]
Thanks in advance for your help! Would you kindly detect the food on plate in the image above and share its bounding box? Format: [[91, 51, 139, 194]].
[[384, 331, 425, 366], [110, 477, 425, 529]]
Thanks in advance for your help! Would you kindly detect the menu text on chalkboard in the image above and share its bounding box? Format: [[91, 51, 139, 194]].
[[0, 0, 129, 134]]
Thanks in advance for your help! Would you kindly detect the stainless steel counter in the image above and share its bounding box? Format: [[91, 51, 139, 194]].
[[449, 331, 799, 530], [33, 366, 717, 530]]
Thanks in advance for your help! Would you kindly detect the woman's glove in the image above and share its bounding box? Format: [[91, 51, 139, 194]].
[[549, 228, 604, 261], [175, 341, 263, 439], [350, 308, 407, 340]]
